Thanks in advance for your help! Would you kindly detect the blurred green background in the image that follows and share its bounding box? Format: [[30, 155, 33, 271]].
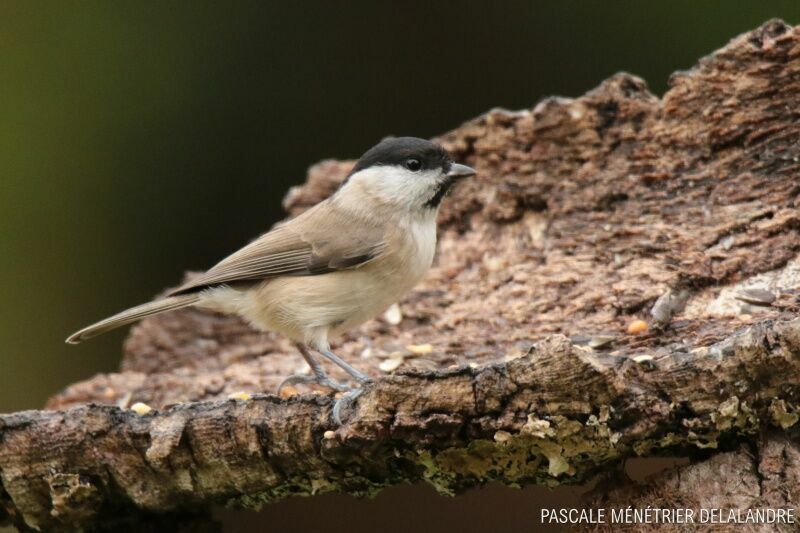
[[1, 1, 798, 415]]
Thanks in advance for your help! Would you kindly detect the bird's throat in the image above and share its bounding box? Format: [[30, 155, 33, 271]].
[[424, 178, 457, 209]]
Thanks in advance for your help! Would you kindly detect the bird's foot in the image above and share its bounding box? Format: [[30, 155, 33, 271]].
[[331, 378, 372, 425], [277, 373, 350, 395]]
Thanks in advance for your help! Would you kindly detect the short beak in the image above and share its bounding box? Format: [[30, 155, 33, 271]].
[[447, 163, 476, 179]]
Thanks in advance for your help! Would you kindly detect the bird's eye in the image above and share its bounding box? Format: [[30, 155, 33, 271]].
[[405, 158, 422, 172]]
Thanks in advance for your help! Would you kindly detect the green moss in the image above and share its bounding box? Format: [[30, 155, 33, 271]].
[[230, 474, 386, 510], [230, 477, 315, 510], [711, 396, 757, 431], [412, 411, 625, 493], [769, 399, 799, 429]]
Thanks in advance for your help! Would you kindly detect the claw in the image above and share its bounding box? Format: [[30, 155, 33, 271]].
[[332, 385, 369, 425], [277, 373, 350, 395]]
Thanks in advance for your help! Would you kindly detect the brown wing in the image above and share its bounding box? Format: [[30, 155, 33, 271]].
[[168, 202, 388, 295]]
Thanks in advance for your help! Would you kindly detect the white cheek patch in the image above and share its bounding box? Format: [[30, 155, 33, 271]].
[[346, 167, 442, 210]]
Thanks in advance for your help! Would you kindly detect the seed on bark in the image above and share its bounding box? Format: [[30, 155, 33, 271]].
[[279, 386, 299, 398], [227, 392, 251, 401], [627, 320, 649, 334], [406, 343, 434, 355], [379, 357, 404, 372], [130, 402, 152, 415], [384, 304, 403, 325]]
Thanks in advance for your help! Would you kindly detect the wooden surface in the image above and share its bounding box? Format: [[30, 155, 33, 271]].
[[2, 19, 799, 531]]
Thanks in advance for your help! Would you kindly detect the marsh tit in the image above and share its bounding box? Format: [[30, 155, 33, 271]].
[[67, 137, 476, 423]]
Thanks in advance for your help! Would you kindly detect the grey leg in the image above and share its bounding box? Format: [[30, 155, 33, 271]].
[[277, 343, 350, 393], [317, 348, 372, 424], [318, 349, 371, 383]]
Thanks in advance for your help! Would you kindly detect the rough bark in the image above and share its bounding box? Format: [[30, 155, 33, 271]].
[[582, 431, 800, 533], [2, 19, 800, 531]]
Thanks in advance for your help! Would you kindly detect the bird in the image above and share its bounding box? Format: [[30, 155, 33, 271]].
[[67, 137, 476, 423]]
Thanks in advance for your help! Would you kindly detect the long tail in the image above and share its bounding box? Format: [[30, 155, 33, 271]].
[[66, 293, 200, 344]]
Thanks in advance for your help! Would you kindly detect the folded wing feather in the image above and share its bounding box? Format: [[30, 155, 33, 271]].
[[169, 202, 388, 295]]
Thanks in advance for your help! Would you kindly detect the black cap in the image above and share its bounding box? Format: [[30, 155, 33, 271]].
[[348, 137, 452, 176]]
